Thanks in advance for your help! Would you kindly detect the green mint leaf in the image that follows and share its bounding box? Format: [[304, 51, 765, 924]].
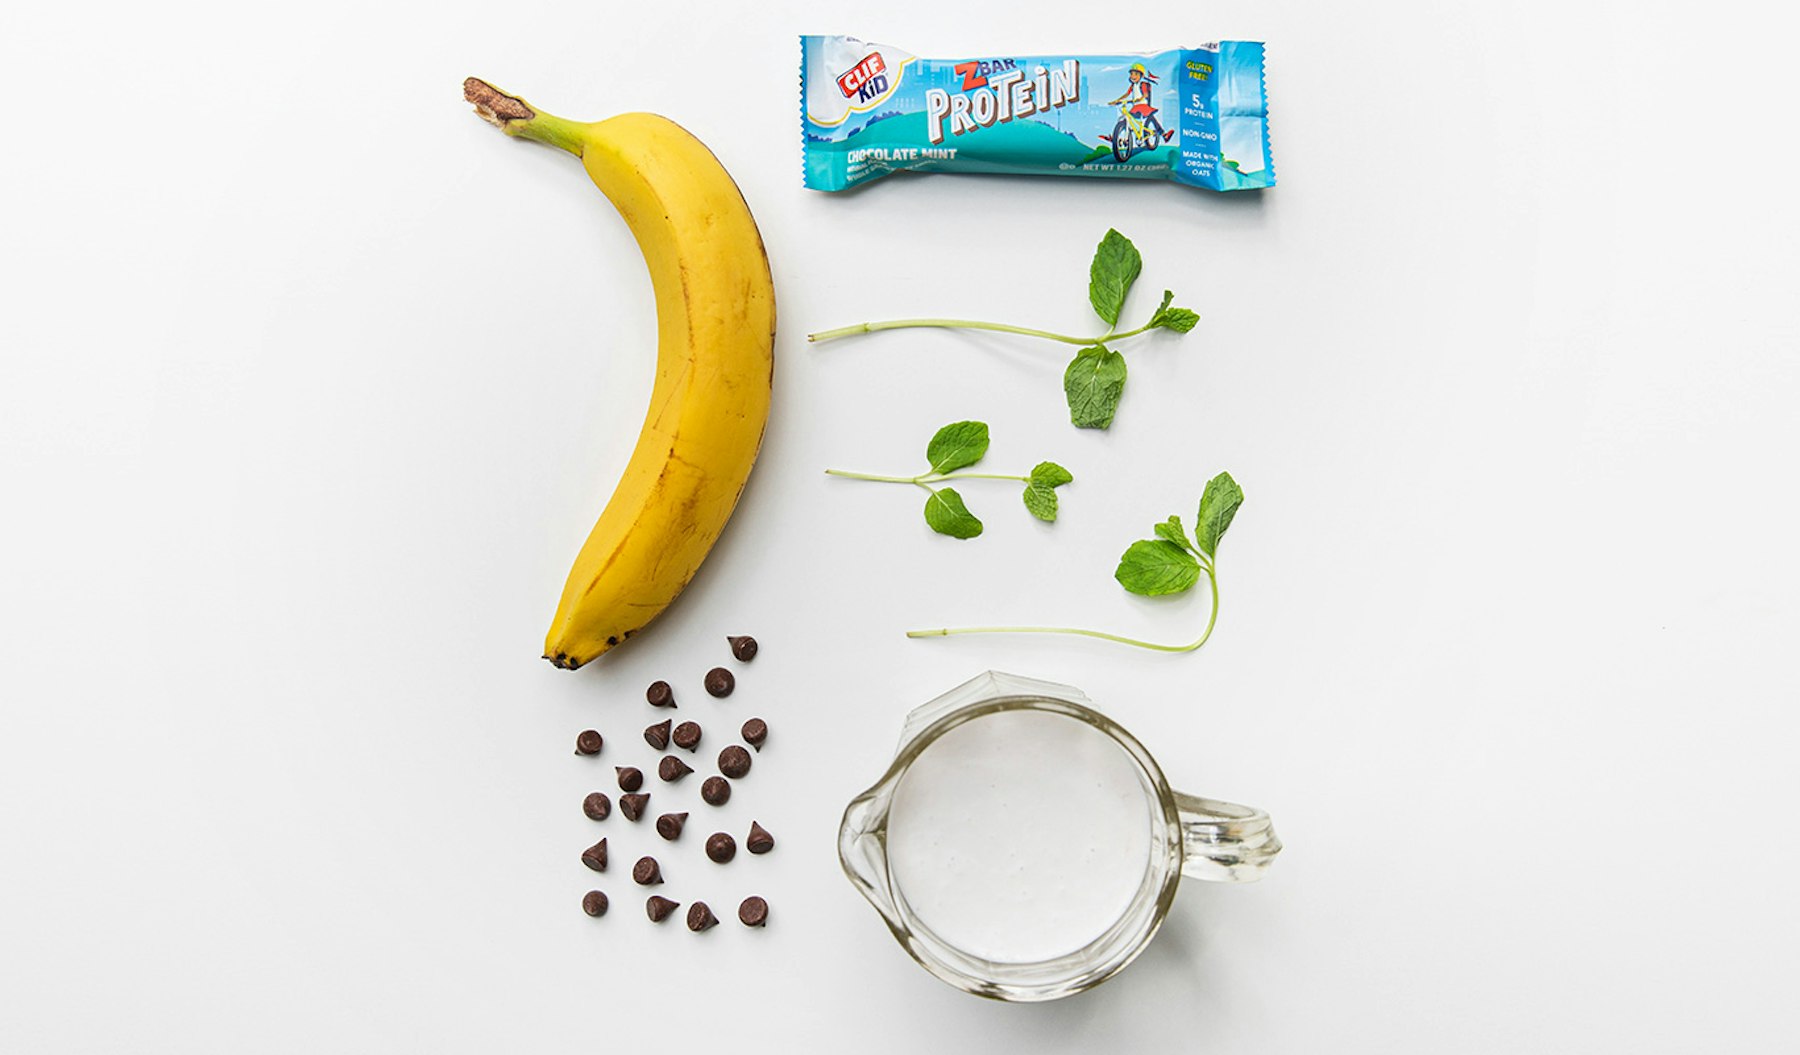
[[1114, 539, 1201, 596], [1146, 290, 1199, 333], [1153, 515, 1190, 551], [1195, 471, 1245, 557], [1088, 229, 1143, 327], [1063, 345, 1128, 429], [1156, 307, 1200, 333], [923, 486, 983, 539], [925, 420, 990, 474], [1022, 485, 1059, 522], [1021, 461, 1073, 522], [1028, 461, 1073, 489]]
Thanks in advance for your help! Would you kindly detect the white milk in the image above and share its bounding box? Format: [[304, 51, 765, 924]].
[[886, 708, 1156, 964]]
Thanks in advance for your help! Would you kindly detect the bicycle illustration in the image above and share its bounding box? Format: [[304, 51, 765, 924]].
[[1101, 63, 1173, 162], [1108, 103, 1162, 161]]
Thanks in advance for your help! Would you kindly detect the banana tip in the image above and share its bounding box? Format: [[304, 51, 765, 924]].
[[543, 652, 587, 670]]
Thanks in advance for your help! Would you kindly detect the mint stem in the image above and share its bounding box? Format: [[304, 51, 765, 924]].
[[809, 317, 1165, 346], [810, 319, 1094, 345], [908, 567, 1221, 653], [824, 469, 1029, 484]]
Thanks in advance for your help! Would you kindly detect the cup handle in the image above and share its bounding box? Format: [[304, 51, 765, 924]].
[[1172, 792, 1282, 882]]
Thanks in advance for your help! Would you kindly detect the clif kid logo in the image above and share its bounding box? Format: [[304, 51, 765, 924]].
[[924, 59, 1081, 145], [836, 53, 889, 102]]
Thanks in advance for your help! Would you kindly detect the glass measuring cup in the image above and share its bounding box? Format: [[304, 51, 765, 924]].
[[838, 671, 1280, 1002]]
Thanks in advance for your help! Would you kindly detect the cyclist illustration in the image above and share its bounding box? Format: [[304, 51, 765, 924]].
[[1102, 62, 1174, 161]]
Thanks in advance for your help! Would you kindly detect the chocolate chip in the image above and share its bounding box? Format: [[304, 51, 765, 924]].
[[718, 745, 752, 779], [700, 776, 731, 806], [737, 896, 768, 928], [655, 812, 688, 840], [582, 792, 611, 821], [704, 667, 735, 698], [705, 832, 736, 863], [727, 635, 758, 662], [619, 793, 649, 821], [658, 755, 693, 782], [740, 717, 767, 751], [582, 890, 609, 917], [672, 721, 702, 751], [580, 839, 608, 873], [646, 680, 676, 708], [616, 766, 643, 792], [646, 896, 680, 922], [632, 856, 662, 885], [574, 729, 603, 755], [746, 821, 774, 855], [644, 719, 672, 750], [686, 902, 718, 932]]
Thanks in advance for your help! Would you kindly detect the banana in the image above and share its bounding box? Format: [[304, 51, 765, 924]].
[[464, 78, 775, 669]]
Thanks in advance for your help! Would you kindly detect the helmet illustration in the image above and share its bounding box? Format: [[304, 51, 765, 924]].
[[1128, 62, 1158, 81]]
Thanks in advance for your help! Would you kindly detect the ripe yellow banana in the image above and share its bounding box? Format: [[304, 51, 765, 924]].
[[464, 78, 775, 669]]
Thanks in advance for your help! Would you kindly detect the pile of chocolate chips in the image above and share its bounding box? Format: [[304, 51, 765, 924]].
[[571, 634, 774, 931]]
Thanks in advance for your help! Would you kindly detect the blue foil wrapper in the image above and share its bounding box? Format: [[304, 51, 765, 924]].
[[801, 36, 1275, 192]]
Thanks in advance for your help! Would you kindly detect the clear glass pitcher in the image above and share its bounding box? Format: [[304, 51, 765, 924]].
[[838, 671, 1280, 1002]]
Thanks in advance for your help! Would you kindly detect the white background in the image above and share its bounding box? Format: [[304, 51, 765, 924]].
[[3, 1, 1797, 1051]]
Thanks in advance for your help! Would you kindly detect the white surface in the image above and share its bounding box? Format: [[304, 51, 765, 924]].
[[2, 1, 1797, 1051]]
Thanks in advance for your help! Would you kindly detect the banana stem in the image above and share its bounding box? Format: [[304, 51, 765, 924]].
[[463, 77, 589, 157]]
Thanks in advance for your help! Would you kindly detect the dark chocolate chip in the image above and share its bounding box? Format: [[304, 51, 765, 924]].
[[701, 776, 731, 806], [705, 832, 736, 863], [727, 635, 758, 662], [746, 821, 774, 855], [582, 792, 611, 821], [704, 667, 735, 698], [737, 896, 768, 928], [582, 890, 608, 917], [658, 755, 693, 782], [672, 721, 702, 751], [619, 793, 650, 821], [646, 895, 679, 922], [646, 680, 676, 708], [686, 902, 718, 932], [740, 717, 767, 751], [632, 856, 662, 885], [616, 766, 643, 792], [574, 729, 603, 755], [644, 719, 672, 751], [580, 839, 608, 873], [655, 812, 688, 840], [718, 745, 752, 779]]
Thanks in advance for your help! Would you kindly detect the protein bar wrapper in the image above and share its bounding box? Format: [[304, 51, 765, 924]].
[[800, 36, 1274, 192]]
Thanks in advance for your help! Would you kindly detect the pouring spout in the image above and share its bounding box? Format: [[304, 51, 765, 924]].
[[837, 790, 901, 922]]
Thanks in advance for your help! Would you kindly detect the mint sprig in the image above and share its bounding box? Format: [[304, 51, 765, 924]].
[[827, 421, 1073, 540], [908, 471, 1245, 650], [808, 229, 1199, 430]]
